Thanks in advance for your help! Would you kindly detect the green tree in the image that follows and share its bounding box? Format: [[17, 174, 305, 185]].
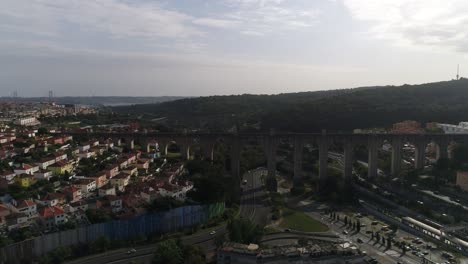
[[183, 244, 205, 264], [93, 236, 110, 253], [37, 127, 49, 135], [186, 160, 227, 203], [227, 217, 263, 244], [214, 233, 226, 247], [153, 239, 183, 264]]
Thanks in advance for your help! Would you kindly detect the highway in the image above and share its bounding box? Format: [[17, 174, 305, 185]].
[[67, 168, 265, 264]]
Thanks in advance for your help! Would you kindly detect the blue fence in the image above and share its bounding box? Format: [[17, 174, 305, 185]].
[[0, 203, 224, 264]]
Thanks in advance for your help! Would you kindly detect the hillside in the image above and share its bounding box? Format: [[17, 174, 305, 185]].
[[112, 79, 468, 132]]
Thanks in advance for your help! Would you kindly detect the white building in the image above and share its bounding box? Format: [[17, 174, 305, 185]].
[[34, 170, 53, 181], [74, 179, 97, 194], [14, 117, 40, 126], [437, 122, 468, 134], [16, 200, 37, 219], [14, 164, 39, 175], [158, 183, 193, 201]]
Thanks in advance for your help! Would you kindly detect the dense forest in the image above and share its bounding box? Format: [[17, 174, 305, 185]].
[[113, 79, 468, 132]]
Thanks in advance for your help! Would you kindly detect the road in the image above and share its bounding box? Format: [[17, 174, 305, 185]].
[[67, 168, 266, 264], [306, 211, 421, 264]]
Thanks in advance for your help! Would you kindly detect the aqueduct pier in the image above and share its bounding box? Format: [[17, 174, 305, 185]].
[[57, 132, 464, 188]]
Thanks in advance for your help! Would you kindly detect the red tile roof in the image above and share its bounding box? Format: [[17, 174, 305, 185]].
[[17, 199, 35, 209], [39, 206, 64, 218]]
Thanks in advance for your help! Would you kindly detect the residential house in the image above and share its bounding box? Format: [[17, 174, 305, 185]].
[[0, 171, 16, 184], [70, 200, 88, 212], [107, 196, 123, 213], [110, 172, 131, 191], [4, 134, 16, 142], [0, 203, 15, 227], [100, 139, 114, 149], [53, 152, 67, 162], [86, 172, 108, 188], [36, 192, 65, 207], [16, 199, 37, 218], [118, 158, 128, 169], [35, 157, 56, 170], [38, 206, 67, 229], [62, 186, 82, 202], [104, 164, 119, 178], [76, 150, 96, 159], [91, 146, 105, 156], [78, 142, 90, 152], [90, 140, 99, 147], [48, 137, 64, 145], [15, 174, 36, 188], [34, 170, 53, 181], [126, 153, 137, 164], [140, 187, 160, 203], [98, 183, 116, 197], [48, 160, 73, 175], [14, 163, 39, 175], [136, 159, 150, 170], [158, 183, 193, 201], [6, 212, 29, 231], [122, 166, 138, 176], [73, 178, 96, 194]]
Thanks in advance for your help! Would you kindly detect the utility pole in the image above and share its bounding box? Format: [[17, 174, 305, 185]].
[[457, 64, 460, 80]]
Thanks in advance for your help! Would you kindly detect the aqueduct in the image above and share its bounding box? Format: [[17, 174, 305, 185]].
[[60, 131, 463, 188]]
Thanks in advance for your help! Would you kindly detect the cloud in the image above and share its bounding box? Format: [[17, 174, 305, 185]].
[[192, 18, 240, 29], [0, 0, 201, 39], [227, 0, 320, 35], [342, 0, 468, 52]]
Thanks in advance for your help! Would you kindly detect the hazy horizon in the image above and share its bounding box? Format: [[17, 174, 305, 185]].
[[1, 0, 468, 97], [0, 78, 464, 98]]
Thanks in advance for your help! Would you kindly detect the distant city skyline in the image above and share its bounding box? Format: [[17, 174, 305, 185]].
[[1, 0, 467, 97]]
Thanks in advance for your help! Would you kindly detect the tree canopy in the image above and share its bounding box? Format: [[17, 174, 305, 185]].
[[113, 79, 468, 132]]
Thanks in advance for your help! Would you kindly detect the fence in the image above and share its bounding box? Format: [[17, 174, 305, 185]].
[[0, 202, 224, 264]]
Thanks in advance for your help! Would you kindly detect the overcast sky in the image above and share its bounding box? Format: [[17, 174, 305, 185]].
[[1, 0, 467, 97]]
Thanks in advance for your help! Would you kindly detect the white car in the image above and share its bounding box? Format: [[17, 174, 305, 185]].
[[209, 230, 217, 235], [127, 248, 136, 254]]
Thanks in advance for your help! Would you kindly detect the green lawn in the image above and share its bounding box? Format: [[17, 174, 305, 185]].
[[279, 208, 329, 232]]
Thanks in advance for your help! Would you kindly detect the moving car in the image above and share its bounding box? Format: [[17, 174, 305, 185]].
[[209, 230, 217, 235], [127, 248, 136, 254]]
